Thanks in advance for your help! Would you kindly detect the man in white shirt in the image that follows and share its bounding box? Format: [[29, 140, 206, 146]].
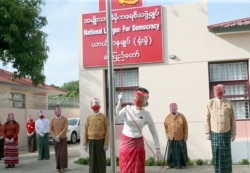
[[35, 110, 50, 160]]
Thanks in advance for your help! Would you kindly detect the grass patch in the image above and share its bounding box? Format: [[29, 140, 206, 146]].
[[195, 159, 203, 166], [239, 159, 249, 165]]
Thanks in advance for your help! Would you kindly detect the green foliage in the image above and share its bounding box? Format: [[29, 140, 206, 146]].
[[48, 80, 79, 109], [73, 156, 169, 167], [106, 157, 120, 166], [61, 80, 79, 98], [239, 159, 249, 165], [75, 157, 120, 166], [144, 157, 164, 166], [154, 160, 162, 166], [0, 0, 49, 85], [211, 158, 214, 165], [74, 157, 89, 165], [106, 158, 111, 166], [145, 157, 155, 166], [186, 157, 194, 166], [196, 159, 203, 165]]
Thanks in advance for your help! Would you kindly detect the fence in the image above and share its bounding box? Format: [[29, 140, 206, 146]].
[[0, 92, 79, 109], [48, 96, 79, 109]]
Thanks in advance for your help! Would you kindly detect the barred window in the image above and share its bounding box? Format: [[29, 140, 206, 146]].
[[11, 93, 25, 108], [105, 68, 139, 123], [209, 61, 249, 119], [114, 68, 139, 104]]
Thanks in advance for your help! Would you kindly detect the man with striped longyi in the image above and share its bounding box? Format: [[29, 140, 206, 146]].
[[205, 84, 236, 173], [83, 98, 110, 173], [164, 103, 188, 169]]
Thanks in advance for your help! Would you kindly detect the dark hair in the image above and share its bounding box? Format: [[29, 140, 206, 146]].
[[135, 87, 149, 94], [5, 120, 17, 125]]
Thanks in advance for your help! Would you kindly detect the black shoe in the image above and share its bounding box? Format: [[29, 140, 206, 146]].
[[10, 164, 15, 168]]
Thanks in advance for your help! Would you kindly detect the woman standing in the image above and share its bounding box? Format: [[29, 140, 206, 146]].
[[3, 113, 20, 168], [115, 87, 163, 173]]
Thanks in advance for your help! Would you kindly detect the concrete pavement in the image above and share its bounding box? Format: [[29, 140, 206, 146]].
[[1, 142, 250, 173]]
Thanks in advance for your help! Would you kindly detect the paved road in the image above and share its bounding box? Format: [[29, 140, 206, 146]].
[[0, 143, 250, 173]]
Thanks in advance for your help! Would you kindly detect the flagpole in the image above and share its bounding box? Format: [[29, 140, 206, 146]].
[[106, 0, 117, 172]]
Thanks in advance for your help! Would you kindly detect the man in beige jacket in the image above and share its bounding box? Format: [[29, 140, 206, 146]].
[[205, 84, 236, 173], [164, 103, 188, 169], [83, 98, 109, 173], [50, 105, 68, 173]]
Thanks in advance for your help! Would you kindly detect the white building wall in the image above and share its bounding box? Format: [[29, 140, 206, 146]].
[[79, 1, 250, 162]]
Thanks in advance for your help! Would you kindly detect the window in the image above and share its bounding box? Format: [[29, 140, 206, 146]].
[[114, 68, 139, 105], [11, 93, 25, 108], [105, 68, 139, 123], [209, 61, 249, 119]]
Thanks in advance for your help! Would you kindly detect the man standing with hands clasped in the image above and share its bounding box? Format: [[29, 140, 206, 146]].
[[35, 110, 50, 160], [50, 105, 68, 173], [26, 115, 37, 152], [205, 84, 236, 173], [83, 98, 110, 173]]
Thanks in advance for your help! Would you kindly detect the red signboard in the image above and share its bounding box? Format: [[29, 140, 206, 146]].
[[99, 0, 143, 11], [82, 5, 163, 68]]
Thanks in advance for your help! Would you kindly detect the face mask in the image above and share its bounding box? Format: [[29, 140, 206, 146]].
[[91, 98, 101, 111], [214, 85, 225, 97], [91, 105, 100, 111], [134, 97, 144, 107], [133, 91, 148, 107], [39, 115, 45, 119]]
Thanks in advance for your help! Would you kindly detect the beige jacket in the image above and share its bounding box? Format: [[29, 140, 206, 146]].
[[50, 116, 68, 139], [164, 112, 188, 141], [83, 113, 110, 146], [205, 98, 236, 135]]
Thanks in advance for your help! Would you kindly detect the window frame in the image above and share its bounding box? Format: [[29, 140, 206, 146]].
[[105, 68, 139, 123], [208, 60, 249, 120], [11, 92, 25, 108]]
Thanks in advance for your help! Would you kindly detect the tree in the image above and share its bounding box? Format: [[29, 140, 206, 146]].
[[48, 80, 79, 109], [0, 0, 49, 85], [61, 80, 79, 98]]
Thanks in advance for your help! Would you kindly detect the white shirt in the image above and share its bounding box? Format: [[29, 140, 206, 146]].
[[35, 118, 50, 136], [116, 105, 160, 148]]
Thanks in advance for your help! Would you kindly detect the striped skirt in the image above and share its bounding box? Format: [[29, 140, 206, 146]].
[[211, 131, 232, 173], [119, 134, 145, 173], [166, 139, 188, 167], [89, 139, 106, 173], [4, 138, 19, 165]]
